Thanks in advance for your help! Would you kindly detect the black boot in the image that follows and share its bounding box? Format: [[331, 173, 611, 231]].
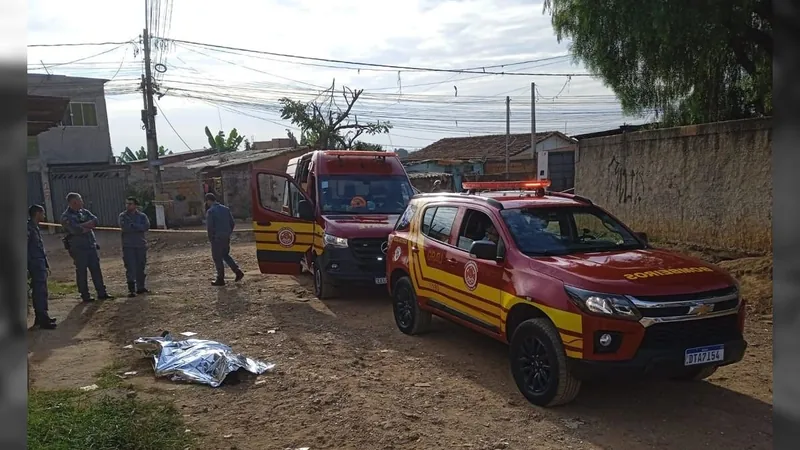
[[34, 315, 57, 330], [127, 282, 137, 298], [234, 270, 245, 282], [211, 278, 226, 286]]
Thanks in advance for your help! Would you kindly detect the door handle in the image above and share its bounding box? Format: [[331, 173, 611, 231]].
[[445, 257, 458, 264], [411, 246, 419, 253]]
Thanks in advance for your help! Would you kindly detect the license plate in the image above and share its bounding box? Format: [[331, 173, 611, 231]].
[[684, 344, 724, 366], [374, 277, 387, 285]]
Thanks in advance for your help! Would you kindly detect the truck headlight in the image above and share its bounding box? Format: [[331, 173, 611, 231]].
[[564, 285, 641, 320], [323, 233, 348, 248]]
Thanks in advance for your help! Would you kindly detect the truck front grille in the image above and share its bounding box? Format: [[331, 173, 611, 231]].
[[349, 238, 387, 262], [639, 314, 741, 350], [634, 286, 737, 303], [638, 298, 740, 318]]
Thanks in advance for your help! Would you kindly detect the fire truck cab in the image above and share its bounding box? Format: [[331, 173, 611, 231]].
[[250, 150, 415, 299]]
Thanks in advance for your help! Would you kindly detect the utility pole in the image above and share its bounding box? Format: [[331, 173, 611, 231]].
[[505, 96, 510, 179], [531, 82, 537, 178], [141, 25, 162, 197]]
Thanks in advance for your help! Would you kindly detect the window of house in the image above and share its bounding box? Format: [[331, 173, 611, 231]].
[[421, 206, 458, 243], [63, 102, 98, 127]]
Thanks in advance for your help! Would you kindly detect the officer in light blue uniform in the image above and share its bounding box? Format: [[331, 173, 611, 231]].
[[205, 193, 244, 286], [60, 192, 113, 302], [119, 196, 151, 297], [28, 204, 56, 329]]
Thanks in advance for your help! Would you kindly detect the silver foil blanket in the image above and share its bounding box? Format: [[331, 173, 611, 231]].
[[133, 333, 275, 387]]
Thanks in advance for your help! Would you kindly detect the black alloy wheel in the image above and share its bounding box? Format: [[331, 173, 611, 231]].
[[518, 335, 553, 395], [509, 318, 581, 407], [392, 276, 431, 335]]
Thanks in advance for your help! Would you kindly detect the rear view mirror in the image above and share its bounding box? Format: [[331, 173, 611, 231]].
[[298, 200, 315, 221], [634, 231, 649, 244], [470, 240, 498, 261]]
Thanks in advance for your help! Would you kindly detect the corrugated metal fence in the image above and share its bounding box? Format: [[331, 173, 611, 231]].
[[49, 165, 129, 226]]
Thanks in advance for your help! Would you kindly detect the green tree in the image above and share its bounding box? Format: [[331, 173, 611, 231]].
[[543, 0, 772, 126], [204, 127, 245, 152], [352, 141, 384, 151], [119, 145, 171, 163], [279, 85, 392, 150]]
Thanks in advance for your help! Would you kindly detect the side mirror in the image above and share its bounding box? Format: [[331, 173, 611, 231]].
[[634, 231, 648, 245], [470, 240, 498, 261], [297, 200, 315, 221]]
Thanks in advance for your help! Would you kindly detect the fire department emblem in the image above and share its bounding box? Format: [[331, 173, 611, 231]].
[[463, 261, 479, 291], [277, 227, 296, 248], [393, 246, 402, 262]]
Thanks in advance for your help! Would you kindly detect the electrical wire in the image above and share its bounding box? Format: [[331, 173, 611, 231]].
[[28, 40, 133, 48], [154, 97, 194, 151], [160, 37, 593, 77]]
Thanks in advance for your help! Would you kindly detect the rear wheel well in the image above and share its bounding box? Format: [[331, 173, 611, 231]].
[[505, 303, 550, 342]]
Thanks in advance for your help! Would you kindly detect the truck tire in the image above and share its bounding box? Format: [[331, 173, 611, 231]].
[[392, 276, 431, 335], [509, 318, 582, 407], [313, 260, 337, 300], [671, 366, 718, 381]]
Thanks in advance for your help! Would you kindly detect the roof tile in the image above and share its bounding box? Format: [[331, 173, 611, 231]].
[[407, 131, 573, 161]]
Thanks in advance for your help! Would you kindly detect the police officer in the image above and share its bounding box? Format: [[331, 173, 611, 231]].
[[119, 196, 150, 297], [60, 192, 113, 302], [205, 193, 244, 286], [28, 204, 56, 329]]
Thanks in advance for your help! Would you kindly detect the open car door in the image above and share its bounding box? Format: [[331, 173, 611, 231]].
[[251, 169, 315, 275]]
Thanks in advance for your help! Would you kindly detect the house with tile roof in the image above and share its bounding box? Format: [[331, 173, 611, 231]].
[[405, 131, 578, 192]]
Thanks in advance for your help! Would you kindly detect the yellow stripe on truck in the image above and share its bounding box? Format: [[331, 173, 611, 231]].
[[411, 234, 583, 349], [252, 221, 316, 234], [255, 242, 312, 252]]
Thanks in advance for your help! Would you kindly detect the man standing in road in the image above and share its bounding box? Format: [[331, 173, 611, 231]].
[[205, 193, 244, 286], [119, 197, 150, 297], [28, 204, 56, 329], [60, 192, 113, 302]]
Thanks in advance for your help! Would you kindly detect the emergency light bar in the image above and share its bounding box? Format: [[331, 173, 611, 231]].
[[461, 180, 552, 191]]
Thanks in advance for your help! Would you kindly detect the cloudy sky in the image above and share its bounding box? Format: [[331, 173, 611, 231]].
[[27, 0, 644, 155]]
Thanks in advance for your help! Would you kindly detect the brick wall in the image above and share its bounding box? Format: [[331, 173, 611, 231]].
[[483, 159, 537, 180], [575, 118, 772, 253]]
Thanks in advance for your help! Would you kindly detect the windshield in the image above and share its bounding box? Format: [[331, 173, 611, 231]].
[[500, 206, 645, 256], [318, 175, 414, 215]]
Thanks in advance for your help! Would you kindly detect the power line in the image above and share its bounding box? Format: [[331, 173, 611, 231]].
[[27, 40, 134, 48], [38, 43, 133, 69], [160, 37, 593, 77], [154, 97, 193, 151]]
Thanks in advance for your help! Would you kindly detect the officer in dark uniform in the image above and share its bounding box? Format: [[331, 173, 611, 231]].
[[119, 196, 150, 297], [60, 192, 113, 302], [205, 193, 244, 286], [28, 204, 56, 329]]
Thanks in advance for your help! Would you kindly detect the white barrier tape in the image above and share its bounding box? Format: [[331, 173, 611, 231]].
[[39, 222, 255, 233]]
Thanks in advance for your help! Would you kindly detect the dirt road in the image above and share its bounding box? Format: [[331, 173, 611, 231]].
[[28, 231, 773, 450]]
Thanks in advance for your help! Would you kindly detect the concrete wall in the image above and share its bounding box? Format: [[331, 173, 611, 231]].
[[27, 74, 113, 165], [575, 118, 771, 253], [409, 174, 454, 193]]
